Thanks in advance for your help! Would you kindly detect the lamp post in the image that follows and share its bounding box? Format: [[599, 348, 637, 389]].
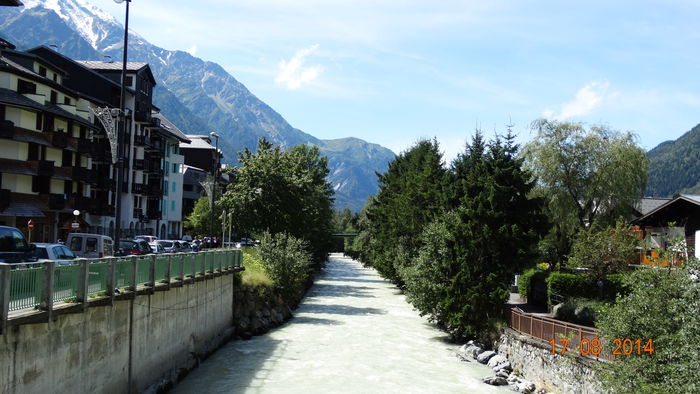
[[113, 0, 131, 249], [209, 131, 220, 248], [72, 209, 80, 233]]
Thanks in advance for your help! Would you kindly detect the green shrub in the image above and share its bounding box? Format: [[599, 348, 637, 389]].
[[547, 272, 630, 304], [553, 298, 606, 326], [518, 268, 550, 296], [258, 232, 312, 304]]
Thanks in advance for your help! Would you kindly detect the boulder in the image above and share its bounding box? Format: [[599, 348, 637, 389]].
[[468, 345, 484, 359], [492, 361, 511, 373], [477, 350, 497, 364], [517, 381, 536, 394], [507, 373, 520, 383], [496, 370, 510, 379], [487, 354, 508, 368], [482, 376, 508, 386]]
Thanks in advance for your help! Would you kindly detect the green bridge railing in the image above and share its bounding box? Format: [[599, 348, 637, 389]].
[[0, 249, 243, 334]]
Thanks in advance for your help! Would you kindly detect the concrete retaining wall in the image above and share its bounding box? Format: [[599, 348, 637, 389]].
[[0, 274, 239, 394], [497, 328, 603, 394]]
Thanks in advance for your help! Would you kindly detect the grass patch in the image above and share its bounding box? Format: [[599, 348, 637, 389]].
[[241, 247, 273, 287]]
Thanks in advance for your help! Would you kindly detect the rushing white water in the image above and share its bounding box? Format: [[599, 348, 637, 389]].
[[170, 254, 509, 393]]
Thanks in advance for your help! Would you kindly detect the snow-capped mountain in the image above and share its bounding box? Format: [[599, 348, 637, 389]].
[[0, 0, 395, 211]]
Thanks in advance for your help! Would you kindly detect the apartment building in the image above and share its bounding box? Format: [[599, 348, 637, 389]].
[[0, 41, 106, 242]]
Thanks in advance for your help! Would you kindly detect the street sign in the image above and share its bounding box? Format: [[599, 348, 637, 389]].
[[71, 221, 79, 229], [27, 220, 34, 231]]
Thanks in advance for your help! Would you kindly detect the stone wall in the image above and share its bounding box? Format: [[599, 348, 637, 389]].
[[497, 328, 604, 394], [0, 273, 292, 394]]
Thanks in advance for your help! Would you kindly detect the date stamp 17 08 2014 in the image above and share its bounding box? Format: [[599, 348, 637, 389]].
[[549, 338, 655, 357]]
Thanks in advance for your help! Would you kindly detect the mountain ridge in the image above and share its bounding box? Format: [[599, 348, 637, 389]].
[[0, 0, 394, 211], [646, 123, 700, 197]]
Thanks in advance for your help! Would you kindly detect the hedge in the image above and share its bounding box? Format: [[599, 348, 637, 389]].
[[547, 272, 629, 305], [518, 268, 550, 296]]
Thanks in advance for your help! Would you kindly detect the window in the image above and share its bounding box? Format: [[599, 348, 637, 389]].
[[172, 163, 178, 174], [35, 113, 43, 131], [35, 246, 49, 259], [171, 200, 175, 211], [64, 97, 70, 105], [125, 75, 133, 87], [17, 79, 36, 94], [38, 66, 47, 77], [50, 91, 57, 104], [69, 237, 82, 252], [86, 237, 97, 253]]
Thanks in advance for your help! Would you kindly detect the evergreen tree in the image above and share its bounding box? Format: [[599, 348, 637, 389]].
[[365, 139, 448, 284]]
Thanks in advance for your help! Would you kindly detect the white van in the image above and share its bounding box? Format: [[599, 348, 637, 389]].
[[66, 233, 114, 259]]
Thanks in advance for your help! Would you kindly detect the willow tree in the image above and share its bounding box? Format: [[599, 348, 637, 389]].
[[522, 119, 648, 261]]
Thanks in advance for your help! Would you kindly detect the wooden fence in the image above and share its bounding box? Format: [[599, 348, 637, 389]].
[[508, 308, 613, 361]]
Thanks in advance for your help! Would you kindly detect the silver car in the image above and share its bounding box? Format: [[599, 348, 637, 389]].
[[32, 243, 76, 266]]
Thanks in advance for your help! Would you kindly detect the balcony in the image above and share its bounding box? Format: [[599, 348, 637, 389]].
[[51, 131, 68, 148], [37, 160, 54, 177], [134, 135, 146, 146], [147, 209, 162, 220], [144, 160, 161, 174], [132, 183, 144, 194], [78, 139, 92, 154], [48, 193, 66, 210], [71, 167, 92, 182], [133, 208, 143, 219], [0, 120, 14, 139], [145, 137, 163, 152], [133, 159, 145, 171], [96, 177, 115, 191], [73, 196, 96, 212]]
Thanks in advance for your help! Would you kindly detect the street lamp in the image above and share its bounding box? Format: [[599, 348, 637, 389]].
[[72, 209, 80, 233], [113, 0, 131, 249], [209, 131, 220, 248]]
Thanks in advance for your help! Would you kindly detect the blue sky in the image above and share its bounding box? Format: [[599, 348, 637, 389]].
[[98, 0, 700, 161]]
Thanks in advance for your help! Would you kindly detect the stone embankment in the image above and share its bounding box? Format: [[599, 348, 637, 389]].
[[457, 329, 602, 394], [231, 285, 293, 339]]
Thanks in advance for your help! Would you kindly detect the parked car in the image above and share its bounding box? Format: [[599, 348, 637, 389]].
[[157, 240, 182, 253], [0, 225, 37, 265], [239, 238, 255, 247], [32, 243, 76, 266], [135, 235, 158, 243], [179, 241, 193, 253], [149, 242, 165, 254], [66, 233, 114, 258], [118, 239, 153, 256]]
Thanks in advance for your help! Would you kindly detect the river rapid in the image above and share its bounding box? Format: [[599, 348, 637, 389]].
[[170, 253, 509, 393]]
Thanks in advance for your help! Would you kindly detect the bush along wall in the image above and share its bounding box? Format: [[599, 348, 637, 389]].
[[546, 272, 629, 305]]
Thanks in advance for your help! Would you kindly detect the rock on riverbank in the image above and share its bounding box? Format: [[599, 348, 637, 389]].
[[457, 340, 554, 394]]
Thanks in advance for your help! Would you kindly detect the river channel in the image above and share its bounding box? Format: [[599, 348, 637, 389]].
[[170, 253, 509, 393]]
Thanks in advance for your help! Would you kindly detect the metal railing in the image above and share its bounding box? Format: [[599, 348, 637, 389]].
[[508, 308, 613, 361], [0, 249, 243, 334]]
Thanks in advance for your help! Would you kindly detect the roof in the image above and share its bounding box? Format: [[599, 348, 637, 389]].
[[151, 112, 190, 143], [0, 88, 96, 128], [0, 0, 23, 6], [635, 197, 672, 216], [633, 194, 700, 226], [76, 61, 149, 72], [77, 60, 156, 85], [180, 135, 217, 150], [182, 164, 206, 173]]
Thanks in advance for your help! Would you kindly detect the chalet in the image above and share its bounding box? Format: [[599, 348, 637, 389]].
[[632, 194, 700, 262]]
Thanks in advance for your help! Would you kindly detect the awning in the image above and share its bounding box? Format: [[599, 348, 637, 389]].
[[0, 202, 45, 217]]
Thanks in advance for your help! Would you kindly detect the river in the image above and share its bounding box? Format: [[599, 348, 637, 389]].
[[170, 253, 509, 393]]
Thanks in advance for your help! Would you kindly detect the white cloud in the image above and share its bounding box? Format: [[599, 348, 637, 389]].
[[545, 80, 610, 121], [275, 44, 324, 90], [186, 45, 197, 56]]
